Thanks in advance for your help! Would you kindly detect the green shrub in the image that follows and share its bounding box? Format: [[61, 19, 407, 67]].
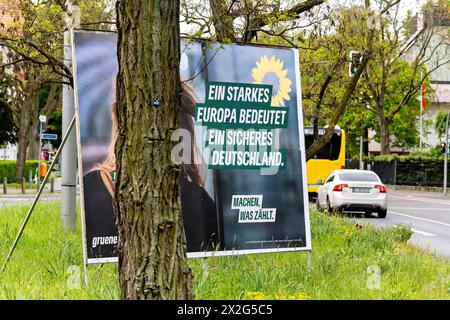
[[0, 160, 44, 183], [364, 154, 444, 164], [386, 225, 414, 243]]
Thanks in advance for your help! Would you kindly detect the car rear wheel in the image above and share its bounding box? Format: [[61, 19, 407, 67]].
[[377, 209, 387, 218]]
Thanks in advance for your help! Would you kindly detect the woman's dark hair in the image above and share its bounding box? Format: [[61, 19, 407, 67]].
[[94, 82, 205, 197], [179, 82, 205, 187]]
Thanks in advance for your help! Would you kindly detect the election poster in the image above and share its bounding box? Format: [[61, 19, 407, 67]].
[[72, 30, 311, 264]]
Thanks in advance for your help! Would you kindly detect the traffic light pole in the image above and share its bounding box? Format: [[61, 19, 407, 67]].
[[444, 111, 449, 196], [61, 2, 79, 231], [359, 136, 364, 170]]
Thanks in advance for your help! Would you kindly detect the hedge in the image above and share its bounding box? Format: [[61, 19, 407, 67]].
[[358, 155, 448, 187], [0, 160, 45, 183], [364, 154, 445, 165]]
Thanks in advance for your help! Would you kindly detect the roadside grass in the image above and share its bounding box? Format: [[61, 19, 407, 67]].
[[0, 201, 448, 300], [7, 183, 37, 188]]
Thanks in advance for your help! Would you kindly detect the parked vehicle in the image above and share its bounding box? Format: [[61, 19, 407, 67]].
[[316, 169, 388, 218], [305, 126, 346, 201]]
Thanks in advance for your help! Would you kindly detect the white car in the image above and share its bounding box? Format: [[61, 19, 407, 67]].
[[316, 169, 388, 218]]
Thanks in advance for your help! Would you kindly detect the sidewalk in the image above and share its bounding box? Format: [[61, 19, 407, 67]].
[[0, 177, 66, 197], [387, 187, 450, 200]]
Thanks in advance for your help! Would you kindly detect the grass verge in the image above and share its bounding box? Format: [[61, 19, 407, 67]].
[[0, 201, 448, 299]]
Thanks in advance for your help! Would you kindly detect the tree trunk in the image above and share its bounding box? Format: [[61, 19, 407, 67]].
[[363, 127, 369, 157], [209, 0, 236, 42], [16, 105, 29, 181], [378, 115, 390, 155], [115, 0, 194, 300], [16, 89, 41, 181], [26, 91, 40, 160]]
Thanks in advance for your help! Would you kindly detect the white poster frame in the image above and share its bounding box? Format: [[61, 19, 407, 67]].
[[71, 30, 312, 276]]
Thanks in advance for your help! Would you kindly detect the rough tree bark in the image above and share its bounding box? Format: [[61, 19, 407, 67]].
[[14, 83, 61, 180], [115, 0, 194, 300], [208, 0, 325, 43], [16, 101, 30, 181], [209, 0, 236, 42], [15, 90, 39, 180], [26, 92, 40, 161], [378, 115, 391, 155]]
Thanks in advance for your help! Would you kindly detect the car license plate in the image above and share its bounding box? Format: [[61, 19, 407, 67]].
[[352, 187, 370, 193]]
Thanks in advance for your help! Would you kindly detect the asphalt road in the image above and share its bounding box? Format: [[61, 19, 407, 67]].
[[0, 193, 64, 207], [2, 189, 449, 258], [354, 189, 450, 258]]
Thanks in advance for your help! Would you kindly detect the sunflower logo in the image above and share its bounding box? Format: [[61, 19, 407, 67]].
[[252, 55, 292, 107]]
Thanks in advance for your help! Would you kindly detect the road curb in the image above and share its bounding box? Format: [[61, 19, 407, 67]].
[[0, 193, 65, 198], [386, 184, 449, 193]]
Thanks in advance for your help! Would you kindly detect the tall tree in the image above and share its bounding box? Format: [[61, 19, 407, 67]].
[[362, 1, 449, 154], [115, 0, 194, 300], [181, 0, 327, 42], [0, 0, 114, 180], [299, 2, 380, 160], [180, 0, 376, 160]]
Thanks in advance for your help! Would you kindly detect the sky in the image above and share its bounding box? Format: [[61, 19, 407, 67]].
[[180, 0, 430, 35], [332, 0, 428, 19]]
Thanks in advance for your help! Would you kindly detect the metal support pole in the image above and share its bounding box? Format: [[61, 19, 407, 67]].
[[38, 121, 42, 189], [393, 161, 397, 191], [307, 251, 312, 272], [61, 2, 79, 231], [359, 136, 364, 170], [202, 258, 208, 278], [444, 111, 449, 196], [419, 113, 423, 152], [419, 72, 424, 152], [0, 116, 76, 274]]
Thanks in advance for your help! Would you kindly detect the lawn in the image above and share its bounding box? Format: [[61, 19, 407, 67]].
[[0, 201, 448, 299]]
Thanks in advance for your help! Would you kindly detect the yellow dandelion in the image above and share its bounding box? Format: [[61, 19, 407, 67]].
[[246, 291, 266, 300], [252, 55, 292, 107]]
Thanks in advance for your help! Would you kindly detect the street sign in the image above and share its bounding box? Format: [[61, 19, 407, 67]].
[[39, 115, 47, 123], [41, 133, 58, 140]]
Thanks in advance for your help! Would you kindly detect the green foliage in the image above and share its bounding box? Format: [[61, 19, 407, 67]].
[[0, 202, 448, 299], [0, 160, 44, 183], [434, 110, 449, 140], [0, 0, 113, 153], [0, 100, 18, 147], [46, 110, 62, 148], [386, 225, 414, 244], [425, 144, 446, 159], [365, 153, 445, 163], [299, 6, 374, 128]]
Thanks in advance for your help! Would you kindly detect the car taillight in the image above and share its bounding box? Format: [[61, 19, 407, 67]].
[[374, 184, 387, 193], [333, 184, 348, 192]]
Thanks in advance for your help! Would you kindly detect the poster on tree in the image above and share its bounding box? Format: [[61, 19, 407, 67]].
[[72, 30, 311, 264]]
